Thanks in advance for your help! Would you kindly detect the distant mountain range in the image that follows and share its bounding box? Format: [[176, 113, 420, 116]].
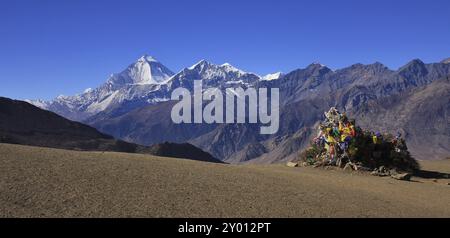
[[27, 56, 450, 162], [28, 55, 275, 122]]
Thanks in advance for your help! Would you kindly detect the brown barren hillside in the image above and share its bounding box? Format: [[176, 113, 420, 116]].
[[0, 97, 221, 163], [0, 97, 140, 153], [0, 143, 449, 218]]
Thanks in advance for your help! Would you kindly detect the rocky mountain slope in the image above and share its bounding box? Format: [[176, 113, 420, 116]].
[[28, 57, 450, 163], [352, 77, 450, 160], [219, 60, 450, 163]]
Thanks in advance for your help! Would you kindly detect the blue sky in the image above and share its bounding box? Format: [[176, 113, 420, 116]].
[[1, 0, 449, 100]]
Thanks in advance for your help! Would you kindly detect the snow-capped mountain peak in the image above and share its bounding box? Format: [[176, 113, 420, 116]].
[[311, 61, 327, 68], [27, 54, 176, 121], [220, 62, 246, 74], [167, 59, 261, 90], [183, 60, 252, 78], [262, 72, 284, 81], [137, 54, 159, 63], [25, 99, 48, 108], [56, 94, 69, 100], [188, 59, 210, 70], [441, 57, 450, 64], [187, 60, 248, 75], [107, 54, 175, 87]]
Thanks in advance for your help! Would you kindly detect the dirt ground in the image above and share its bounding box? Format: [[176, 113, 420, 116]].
[[0, 143, 449, 218]]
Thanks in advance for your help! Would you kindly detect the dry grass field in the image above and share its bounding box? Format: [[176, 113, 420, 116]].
[[0, 143, 449, 218]]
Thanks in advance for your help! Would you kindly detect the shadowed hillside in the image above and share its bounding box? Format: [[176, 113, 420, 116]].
[[0, 97, 141, 152], [0, 97, 221, 163], [148, 142, 223, 163]]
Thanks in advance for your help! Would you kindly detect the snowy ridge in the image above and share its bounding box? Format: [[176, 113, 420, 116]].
[[28, 55, 261, 121], [262, 72, 284, 81]]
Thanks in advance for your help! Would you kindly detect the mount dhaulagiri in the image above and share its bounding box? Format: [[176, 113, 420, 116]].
[[29, 56, 266, 123], [28, 55, 175, 122]]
